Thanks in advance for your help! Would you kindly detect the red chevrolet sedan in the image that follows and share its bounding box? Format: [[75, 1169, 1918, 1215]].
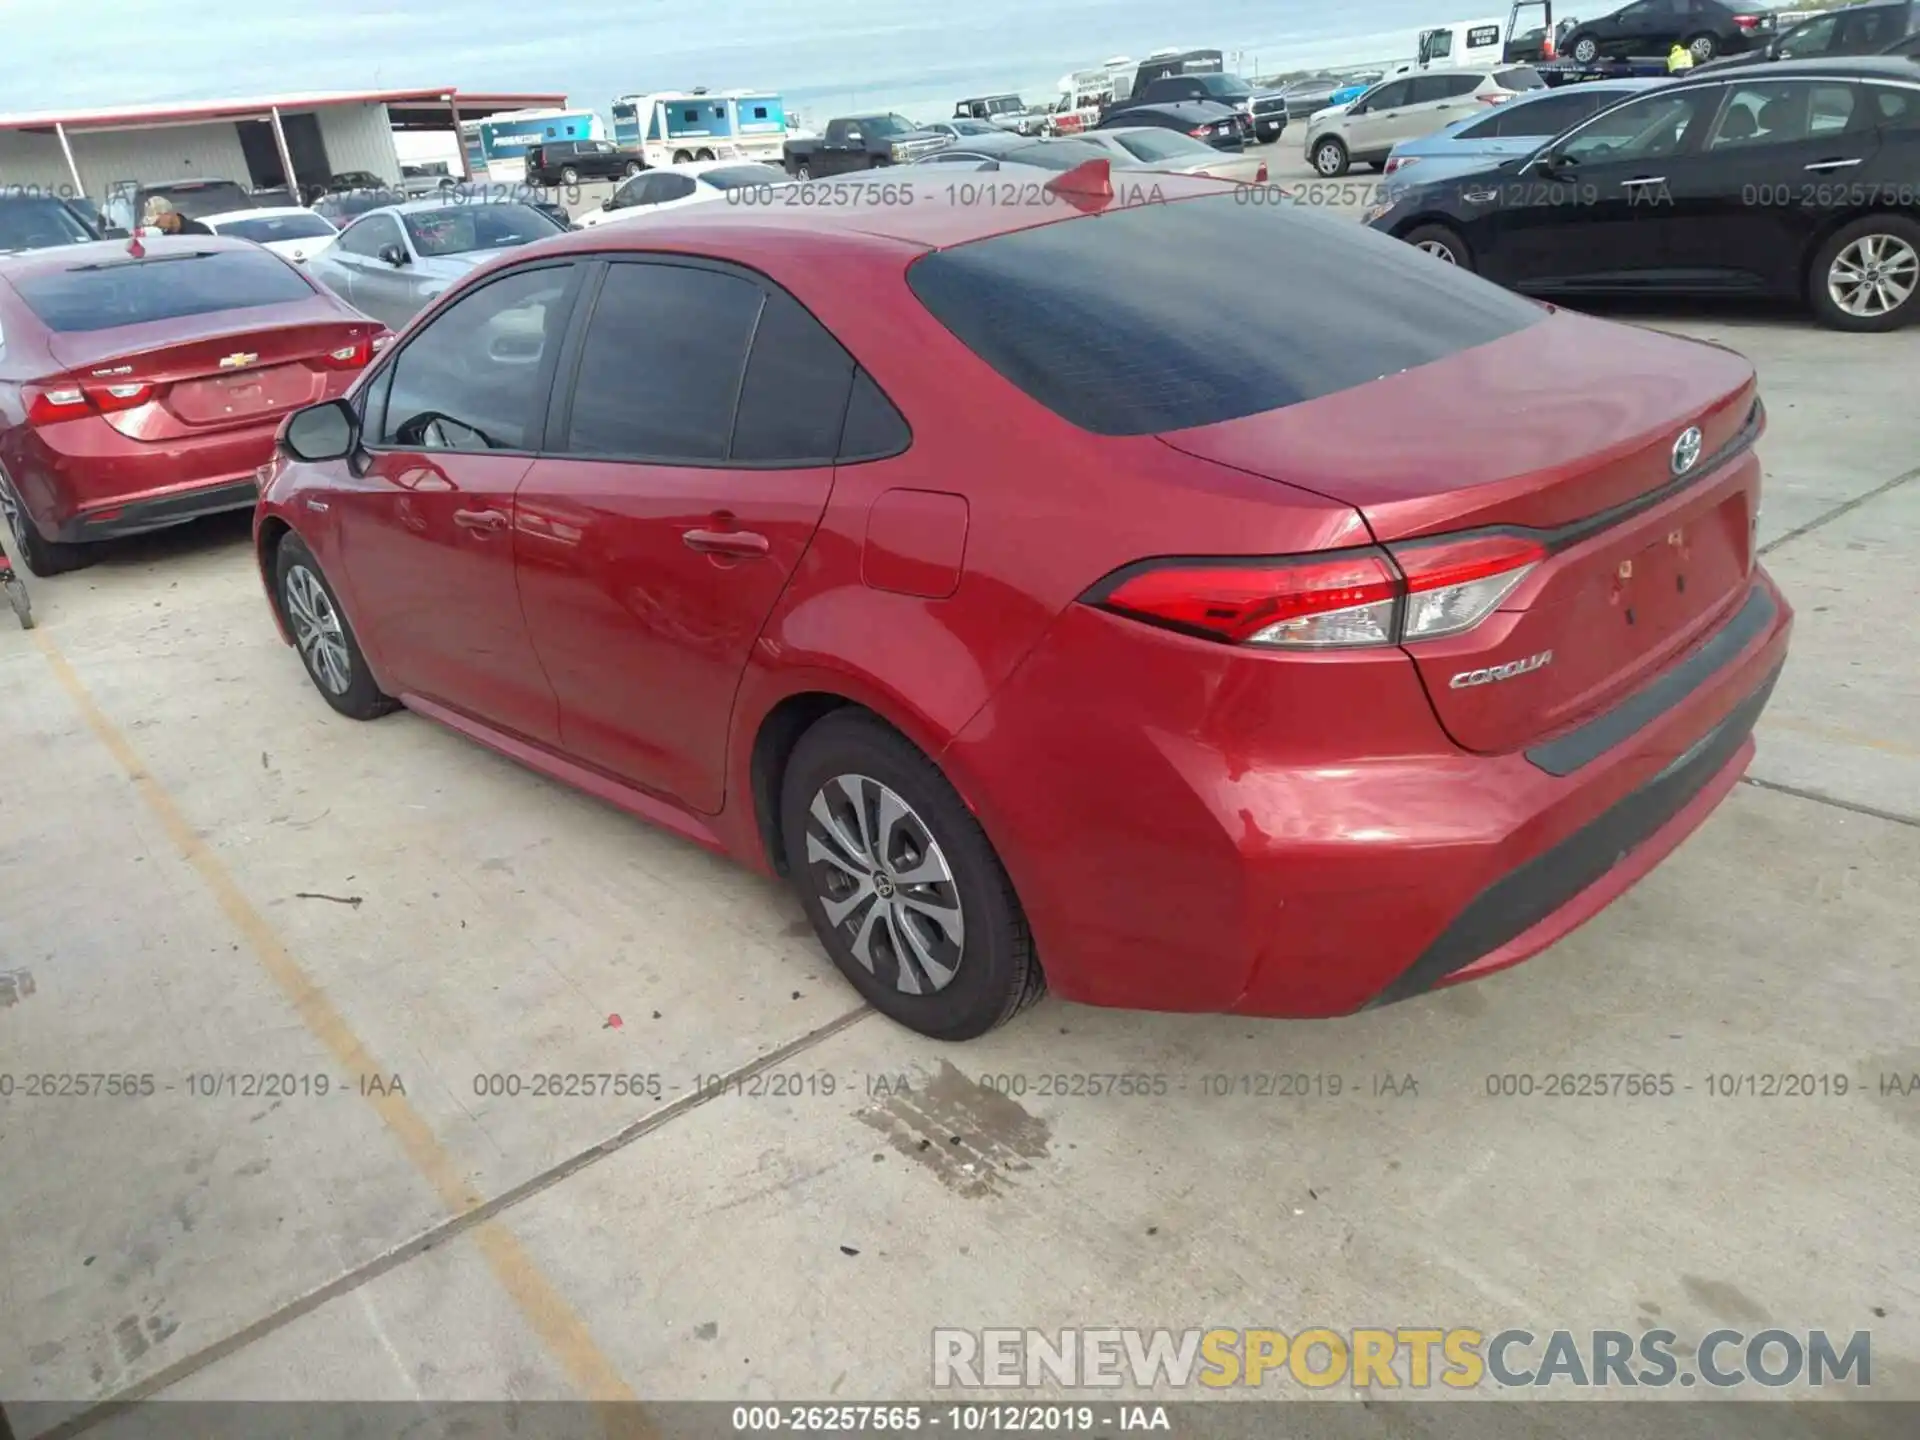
[[0, 235, 382, 575], [255, 165, 1792, 1040]]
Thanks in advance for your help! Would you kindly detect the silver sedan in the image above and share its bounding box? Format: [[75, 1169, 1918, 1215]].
[[1072, 127, 1268, 184], [305, 196, 567, 328]]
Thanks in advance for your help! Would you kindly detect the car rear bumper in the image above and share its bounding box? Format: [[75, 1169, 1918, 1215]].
[[946, 568, 1791, 1019], [11, 378, 354, 543]]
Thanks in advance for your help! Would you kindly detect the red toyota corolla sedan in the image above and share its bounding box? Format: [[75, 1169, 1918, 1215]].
[[0, 234, 383, 575], [255, 164, 1792, 1040]]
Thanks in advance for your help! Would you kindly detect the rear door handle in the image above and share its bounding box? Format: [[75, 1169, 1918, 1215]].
[[682, 528, 770, 558], [453, 508, 509, 535], [1621, 175, 1666, 187], [1803, 157, 1862, 171]]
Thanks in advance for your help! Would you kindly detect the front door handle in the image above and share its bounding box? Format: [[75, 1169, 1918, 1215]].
[[682, 528, 770, 558], [1621, 175, 1666, 187], [1803, 157, 1862, 171], [453, 508, 509, 535]]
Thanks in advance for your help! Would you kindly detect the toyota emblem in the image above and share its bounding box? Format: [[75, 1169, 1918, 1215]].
[[1671, 426, 1703, 476]]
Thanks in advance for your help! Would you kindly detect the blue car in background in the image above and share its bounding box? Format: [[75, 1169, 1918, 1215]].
[[1380, 76, 1666, 189], [1327, 80, 1372, 107]]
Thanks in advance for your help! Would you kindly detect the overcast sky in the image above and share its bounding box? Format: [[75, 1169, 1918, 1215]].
[[6, 0, 1662, 120]]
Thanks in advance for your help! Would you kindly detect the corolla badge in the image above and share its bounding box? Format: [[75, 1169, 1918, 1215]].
[[1450, 650, 1553, 689], [1671, 426, 1703, 476]]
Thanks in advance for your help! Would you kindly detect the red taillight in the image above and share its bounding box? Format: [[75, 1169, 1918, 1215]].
[[1089, 533, 1546, 650], [1384, 156, 1403, 174], [315, 338, 373, 370], [1092, 549, 1402, 649], [1478, 92, 1511, 104], [24, 382, 155, 425], [1733, 14, 1759, 29], [1390, 533, 1546, 640], [1189, 126, 1212, 137]]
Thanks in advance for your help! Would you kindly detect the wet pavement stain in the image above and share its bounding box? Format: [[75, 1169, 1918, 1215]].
[[858, 1060, 1050, 1197], [0, 967, 36, 1007]]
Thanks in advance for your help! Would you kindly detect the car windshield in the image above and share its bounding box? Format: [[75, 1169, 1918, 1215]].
[[907, 193, 1543, 436], [861, 115, 916, 137], [11, 249, 315, 332], [146, 183, 255, 219], [210, 212, 337, 243], [1113, 130, 1216, 161], [0, 198, 96, 252], [697, 164, 787, 189], [1198, 74, 1253, 96], [401, 202, 560, 257]]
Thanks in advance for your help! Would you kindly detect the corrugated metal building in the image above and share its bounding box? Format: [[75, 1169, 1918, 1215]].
[[0, 88, 567, 206]]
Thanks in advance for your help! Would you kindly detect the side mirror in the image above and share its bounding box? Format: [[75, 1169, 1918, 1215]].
[[602, 197, 615, 210], [282, 399, 359, 463], [378, 243, 408, 267]]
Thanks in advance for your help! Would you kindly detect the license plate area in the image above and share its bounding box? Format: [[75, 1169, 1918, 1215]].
[[169, 364, 316, 425]]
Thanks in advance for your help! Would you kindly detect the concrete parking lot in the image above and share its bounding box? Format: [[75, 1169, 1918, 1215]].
[[2, 142, 1918, 1433]]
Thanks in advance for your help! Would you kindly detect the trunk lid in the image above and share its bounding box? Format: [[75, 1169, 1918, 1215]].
[[1158, 310, 1763, 753], [50, 315, 380, 438]]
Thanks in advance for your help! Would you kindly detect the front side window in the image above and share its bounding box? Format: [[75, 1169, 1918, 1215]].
[[1776, 12, 1839, 57], [563, 263, 762, 461], [1557, 89, 1716, 160], [336, 213, 404, 258], [376, 266, 576, 452]]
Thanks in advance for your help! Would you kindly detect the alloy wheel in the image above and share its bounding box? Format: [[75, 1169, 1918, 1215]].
[[1828, 234, 1919, 319], [804, 773, 965, 996], [0, 475, 28, 553], [283, 564, 353, 696], [1415, 239, 1459, 264]]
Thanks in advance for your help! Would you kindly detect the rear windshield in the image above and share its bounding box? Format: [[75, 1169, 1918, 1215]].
[[698, 164, 787, 189], [211, 213, 337, 243], [1496, 66, 1546, 91], [12, 248, 315, 333], [148, 183, 255, 219], [0, 198, 96, 252], [1197, 74, 1252, 97], [1112, 129, 1213, 161], [401, 202, 560, 256], [906, 194, 1544, 436]]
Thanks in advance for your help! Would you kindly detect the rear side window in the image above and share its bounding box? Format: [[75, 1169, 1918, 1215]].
[[906, 194, 1543, 436], [729, 287, 855, 464], [564, 262, 762, 461], [12, 249, 314, 333]]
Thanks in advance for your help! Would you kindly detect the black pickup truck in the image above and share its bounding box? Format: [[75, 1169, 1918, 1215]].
[[782, 113, 949, 178]]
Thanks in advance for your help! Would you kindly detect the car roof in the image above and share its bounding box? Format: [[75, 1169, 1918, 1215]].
[[352, 195, 540, 218], [654, 159, 783, 176], [0, 232, 255, 278], [1675, 55, 1920, 83], [1107, 99, 1238, 117], [200, 206, 326, 222], [511, 167, 1236, 260]]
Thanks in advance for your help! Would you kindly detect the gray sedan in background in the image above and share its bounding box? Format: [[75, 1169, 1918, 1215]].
[[305, 197, 566, 328], [1070, 126, 1269, 183]]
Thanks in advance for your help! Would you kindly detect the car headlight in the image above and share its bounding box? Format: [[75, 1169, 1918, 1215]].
[[1360, 200, 1393, 225]]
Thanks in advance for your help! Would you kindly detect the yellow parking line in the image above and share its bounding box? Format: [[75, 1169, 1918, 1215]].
[[32, 631, 649, 1428]]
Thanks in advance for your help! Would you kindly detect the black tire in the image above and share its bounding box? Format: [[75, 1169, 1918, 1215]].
[[673, 150, 693, 164], [622, 161, 641, 177], [6, 576, 31, 629], [1570, 34, 1599, 63], [1402, 222, 1476, 271], [695, 148, 716, 161], [1312, 135, 1350, 177], [271, 532, 398, 721], [0, 470, 91, 576], [779, 711, 1044, 1041], [1685, 32, 1718, 61], [792, 161, 811, 180], [1807, 215, 1920, 333], [559, 165, 580, 185]]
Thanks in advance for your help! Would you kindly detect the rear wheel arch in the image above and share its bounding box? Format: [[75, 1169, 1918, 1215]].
[[751, 691, 860, 875]]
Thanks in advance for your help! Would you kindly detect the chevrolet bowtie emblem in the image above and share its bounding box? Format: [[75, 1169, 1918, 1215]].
[[218, 352, 259, 370]]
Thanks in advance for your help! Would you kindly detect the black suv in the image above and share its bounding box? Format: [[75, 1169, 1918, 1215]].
[[1562, 0, 1775, 65], [524, 140, 645, 186], [1696, 0, 1920, 69]]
